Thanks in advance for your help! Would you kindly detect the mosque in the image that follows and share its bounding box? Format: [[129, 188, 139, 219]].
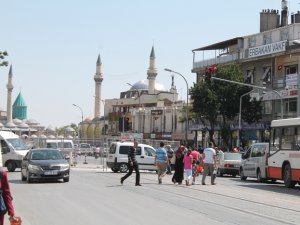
[[1, 46, 192, 145], [80, 46, 193, 144], [0, 65, 68, 142]]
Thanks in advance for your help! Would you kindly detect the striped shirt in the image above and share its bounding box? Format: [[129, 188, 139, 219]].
[[128, 146, 137, 163]]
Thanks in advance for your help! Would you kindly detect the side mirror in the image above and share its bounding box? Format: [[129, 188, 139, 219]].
[[65, 155, 70, 160]]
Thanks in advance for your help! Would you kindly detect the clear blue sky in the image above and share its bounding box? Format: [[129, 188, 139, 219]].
[[1, 0, 299, 128]]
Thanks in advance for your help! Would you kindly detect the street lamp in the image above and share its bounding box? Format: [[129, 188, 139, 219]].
[[72, 104, 87, 164], [237, 89, 256, 147], [165, 68, 189, 144], [127, 83, 142, 133]]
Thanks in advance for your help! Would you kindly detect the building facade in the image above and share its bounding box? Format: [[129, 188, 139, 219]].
[[191, 1, 300, 146]]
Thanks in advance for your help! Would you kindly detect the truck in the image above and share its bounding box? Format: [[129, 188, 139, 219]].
[[0, 131, 30, 172]]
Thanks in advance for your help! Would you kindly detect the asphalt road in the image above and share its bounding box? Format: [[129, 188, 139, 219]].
[[4, 162, 300, 225]]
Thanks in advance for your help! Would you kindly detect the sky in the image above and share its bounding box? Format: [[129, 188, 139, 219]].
[[1, 0, 300, 128]]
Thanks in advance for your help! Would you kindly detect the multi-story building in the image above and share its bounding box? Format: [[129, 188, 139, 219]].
[[191, 1, 300, 146]]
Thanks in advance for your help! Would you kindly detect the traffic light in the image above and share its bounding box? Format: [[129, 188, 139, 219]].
[[205, 67, 212, 82], [205, 64, 217, 83]]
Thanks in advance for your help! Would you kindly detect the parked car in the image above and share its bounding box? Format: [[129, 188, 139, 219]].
[[79, 143, 92, 156], [217, 152, 241, 177], [107, 141, 156, 173], [240, 143, 269, 182], [21, 148, 70, 183]]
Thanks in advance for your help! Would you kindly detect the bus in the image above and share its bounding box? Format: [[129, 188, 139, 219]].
[[269, 118, 300, 188]]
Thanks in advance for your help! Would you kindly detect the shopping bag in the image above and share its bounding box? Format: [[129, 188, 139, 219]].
[[9, 216, 22, 225]]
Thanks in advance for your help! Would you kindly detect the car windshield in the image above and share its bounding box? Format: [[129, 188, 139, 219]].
[[31, 150, 64, 160], [7, 138, 29, 150], [224, 153, 241, 160]]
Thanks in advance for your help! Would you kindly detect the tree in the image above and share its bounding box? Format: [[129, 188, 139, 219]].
[[191, 64, 262, 148], [0, 51, 8, 67]]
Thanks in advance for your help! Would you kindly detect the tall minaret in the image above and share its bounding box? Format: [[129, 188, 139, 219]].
[[147, 46, 157, 94], [94, 54, 103, 118], [6, 65, 14, 123]]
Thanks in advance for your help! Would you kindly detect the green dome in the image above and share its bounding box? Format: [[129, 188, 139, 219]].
[[13, 92, 27, 120]]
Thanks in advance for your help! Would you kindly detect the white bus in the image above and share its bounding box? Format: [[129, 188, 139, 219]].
[[269, 118, 300, 188]]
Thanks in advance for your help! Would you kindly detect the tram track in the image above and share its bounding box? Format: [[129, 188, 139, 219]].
[[96, 172, 299, 225]]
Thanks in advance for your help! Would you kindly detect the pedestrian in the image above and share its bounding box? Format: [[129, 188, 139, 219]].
[[120, 141, 142, 186], [172, 145, 185, 184], [201, 142, 217, 185], [166, 145, 174, 175], [191, 147, 200, 185], [183, 148, 193, 186], [155, 142, 168, 184], [0, 169, 16, 225]]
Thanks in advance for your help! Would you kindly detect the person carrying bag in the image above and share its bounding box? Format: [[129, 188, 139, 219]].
[[0, 170, 18, 225]]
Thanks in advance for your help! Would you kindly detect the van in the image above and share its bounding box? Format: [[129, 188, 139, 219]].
[[0, 131, 30, 172], [240, 142, 269, 182], [107, 141, 156, 173], [46, 139, 74, 155]]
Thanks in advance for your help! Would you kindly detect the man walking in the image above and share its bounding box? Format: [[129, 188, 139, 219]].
[[155, 142, 168, 184], [201, 142, 217, 185], [120, 141, 141, 186]]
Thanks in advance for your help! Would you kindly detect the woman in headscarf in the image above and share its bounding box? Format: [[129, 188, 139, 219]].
[[172, 145, 185, 184], [0, 170, 15, 225]]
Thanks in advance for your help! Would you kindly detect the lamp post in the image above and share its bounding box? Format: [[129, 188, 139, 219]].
[[126, 83, 141, 133], [165, 68, 189, 145], [211, 76, 283, 119], [72, 103, 87, 164], [237, 89, 256, 147]]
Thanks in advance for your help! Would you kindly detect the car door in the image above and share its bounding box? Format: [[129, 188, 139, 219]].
[[242, 146, 256, 177], [137, 146, 156, 170]]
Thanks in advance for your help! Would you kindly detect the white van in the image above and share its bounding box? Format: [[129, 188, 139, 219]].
[[107, 141, 156, 173], [0, 131, 30, 172], [46, 139, 74, 155], [240, 143, 269, 182]]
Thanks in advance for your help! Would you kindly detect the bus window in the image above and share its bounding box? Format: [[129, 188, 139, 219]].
[[270, 128, 280, 153]]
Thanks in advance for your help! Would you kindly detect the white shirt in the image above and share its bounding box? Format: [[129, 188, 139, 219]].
[[203, 147, 216, 164]]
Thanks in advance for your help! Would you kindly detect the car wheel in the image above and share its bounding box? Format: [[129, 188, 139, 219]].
[[217, 168, 223, 177], [21, 171, 26, 181], [26, 171, 33, 183], [283, 164, 296, 188], [240, 168, 247, 181], [257, 169, 265, 183], [6, 161, 16, 172], [111, 168, 119, 173], [119, 163, 128, 173], [63, 177, 70, 182]]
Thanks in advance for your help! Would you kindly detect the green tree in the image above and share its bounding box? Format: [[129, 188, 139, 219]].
[[0, 51, 8, 67], [191, 64, 262, 148]]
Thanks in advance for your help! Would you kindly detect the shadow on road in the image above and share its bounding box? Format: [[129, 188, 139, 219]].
[[229, 178, 300, 196]]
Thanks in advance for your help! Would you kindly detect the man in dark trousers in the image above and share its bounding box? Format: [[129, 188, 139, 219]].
[[120, 141, 141, 186]]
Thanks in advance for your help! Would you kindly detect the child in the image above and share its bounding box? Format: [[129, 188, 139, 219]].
[[183, 149, 193, 186]]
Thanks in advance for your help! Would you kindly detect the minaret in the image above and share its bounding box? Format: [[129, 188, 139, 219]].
[[147, 46, 157, 94], [6, 65, 14, 123], [94, 54, 103, 118], [170, 75, 178, 102]]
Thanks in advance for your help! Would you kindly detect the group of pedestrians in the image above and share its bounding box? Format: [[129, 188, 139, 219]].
[[120, 140, 218, 187]]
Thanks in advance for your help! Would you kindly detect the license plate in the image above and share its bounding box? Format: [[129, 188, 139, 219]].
[[44, 170, 58, 175]]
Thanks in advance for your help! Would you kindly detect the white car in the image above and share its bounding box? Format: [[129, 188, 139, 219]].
[[217, 152, 241, 177], [107, 141, 156, 173]]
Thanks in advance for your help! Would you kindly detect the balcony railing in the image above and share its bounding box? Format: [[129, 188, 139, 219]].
[[193, 53, 240, 70]]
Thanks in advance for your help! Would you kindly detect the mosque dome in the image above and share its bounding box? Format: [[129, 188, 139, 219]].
[[13, 92, 27, 120], [129, 79, 166, 92], [13, 119, 22, 125]]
